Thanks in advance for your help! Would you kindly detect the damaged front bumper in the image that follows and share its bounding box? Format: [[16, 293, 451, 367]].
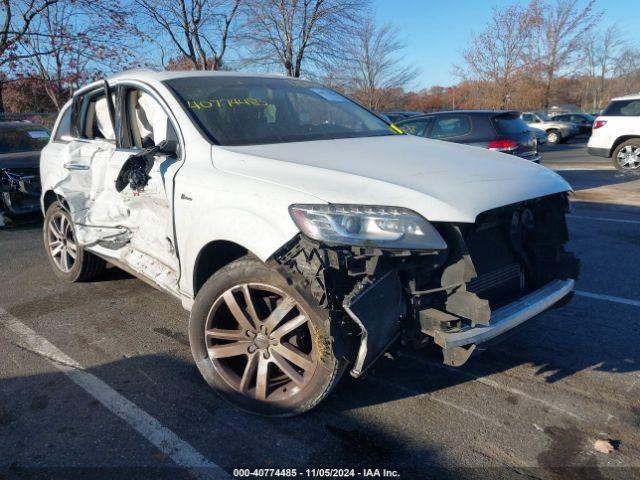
[[275, 193, 579, 378], [0, 169, 41, 217], [433, 278, 574, 365]]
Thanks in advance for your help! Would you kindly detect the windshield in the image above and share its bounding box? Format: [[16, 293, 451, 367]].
[[165, 76, 396, 146], [0, 125, 50, 154]]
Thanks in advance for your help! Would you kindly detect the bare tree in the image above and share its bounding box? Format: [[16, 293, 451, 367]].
[[457, 2, 537, 109], [135, 0, 243, 70], [340, 19, 418, 110], [0, 0, 59, 65], [581, 24, 625, 111], [246, 0, 369, 78], [0, 0, 59, 112], [533, 0, 600, 110], [18, 0, 135, 110], [615, 47, 640, 95]]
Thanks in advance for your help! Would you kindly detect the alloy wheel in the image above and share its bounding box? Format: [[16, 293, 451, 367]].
[[616, 145, 640, 170], [47, 211, 77, 272], [205, 283, 319, 402]]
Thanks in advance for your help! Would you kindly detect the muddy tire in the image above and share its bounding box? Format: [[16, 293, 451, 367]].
[[189, 256, 345, 416], [43, 201, 105, 282]]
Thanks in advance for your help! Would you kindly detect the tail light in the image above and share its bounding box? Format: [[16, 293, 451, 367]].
[[593, 120, 607, 129], [488, 139, 519, 152]]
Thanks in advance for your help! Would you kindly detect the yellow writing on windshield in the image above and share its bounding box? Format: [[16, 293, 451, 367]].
[[389, 123, 404, 134], [187, 98, 268, 110]]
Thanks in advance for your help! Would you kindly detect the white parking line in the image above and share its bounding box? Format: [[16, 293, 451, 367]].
[[567, 214, 640, 225], [0, 307, 229, 480], [575, 290, 640, 308]]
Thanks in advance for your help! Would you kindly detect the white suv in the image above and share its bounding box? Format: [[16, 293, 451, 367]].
[[40, 70, 578, 415], [588, 94, 640, 171]]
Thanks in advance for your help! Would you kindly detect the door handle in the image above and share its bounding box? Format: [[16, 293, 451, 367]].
[[64, 163, 90, 171], [180, 193, 192, 201]]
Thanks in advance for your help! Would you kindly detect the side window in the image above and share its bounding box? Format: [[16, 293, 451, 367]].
[[53, 106, 72, 141], [400, 119, 429, 136], [83, 93, 115, 141], [522, 113, 534, 122], [602, 100, 640, 116], [428, 116, 471, 139], [125, 89, 172, 148]]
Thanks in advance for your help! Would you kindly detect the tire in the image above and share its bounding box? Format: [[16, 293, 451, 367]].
[[612, 138, 640, 171], [43, 201, 106, 282], [547, 129, 562, 145], [189, 256, 345, 416]]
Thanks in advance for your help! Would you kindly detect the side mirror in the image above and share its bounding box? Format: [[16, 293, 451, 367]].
[[157, 140, 179, 157]]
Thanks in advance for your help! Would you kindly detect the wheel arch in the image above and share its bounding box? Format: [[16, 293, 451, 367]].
[[41, 189, 69, 214], [192, 240, 250, 296], [610, 135, 640, 156]]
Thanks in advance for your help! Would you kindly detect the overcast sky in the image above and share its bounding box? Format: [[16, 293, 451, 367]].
[[373, 0, 640, 90]]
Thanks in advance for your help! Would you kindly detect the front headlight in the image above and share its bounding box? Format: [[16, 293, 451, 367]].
[[289, 204, 447, 250]]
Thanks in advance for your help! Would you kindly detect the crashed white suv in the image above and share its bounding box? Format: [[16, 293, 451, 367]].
[[40, 70, 579, 415]]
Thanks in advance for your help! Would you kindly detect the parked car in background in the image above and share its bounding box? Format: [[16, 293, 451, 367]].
[[40, 70, 577, 415], [553, 113, 596, 136], [0, 121, 48, 225], [530, 126, 547, 145], [521, 112, 577, 145], [397, 110, 540, 162], [588, 94, 640, 171], [381, 111, 423, 123]]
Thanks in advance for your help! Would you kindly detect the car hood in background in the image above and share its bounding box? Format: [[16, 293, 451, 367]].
[[213, 135, 570, 223], [0, 151, 41, 170]]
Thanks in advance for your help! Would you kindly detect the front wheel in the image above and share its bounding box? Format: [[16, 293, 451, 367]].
[[547, 129, 562, 145], [612, 139, 640, 171], [189, 256, 345, 416], [43, 201, 105, 282]]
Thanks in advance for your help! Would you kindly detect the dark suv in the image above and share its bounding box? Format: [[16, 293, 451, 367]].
[[397, 110, 540, 162], [0, 121, 48, 223]]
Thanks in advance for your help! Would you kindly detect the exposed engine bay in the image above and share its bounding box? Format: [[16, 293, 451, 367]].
[[272, 193, 580, 376], [0, 167, 41, 219], [0, 122, 47, 224]]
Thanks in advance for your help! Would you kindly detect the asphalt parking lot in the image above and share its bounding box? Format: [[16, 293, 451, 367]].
[[1, 138, 639, 479]]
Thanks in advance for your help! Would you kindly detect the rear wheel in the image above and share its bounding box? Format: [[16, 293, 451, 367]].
[[612, 139, 640, 171], [43, 201, 105, 282], [189, 256, 344, 416], [547, 129, 562, 145]]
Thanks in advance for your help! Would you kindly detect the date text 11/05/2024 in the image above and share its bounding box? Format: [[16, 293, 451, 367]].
[[232, 468, 401, 478]]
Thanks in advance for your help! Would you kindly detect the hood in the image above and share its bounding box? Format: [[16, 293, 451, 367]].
[[0, 151, 40, 170], [212, 135, 570, 223]]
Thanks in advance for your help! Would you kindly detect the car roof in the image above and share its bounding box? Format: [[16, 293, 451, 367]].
[[610, 93, 640, 101], [396, 110, 520, 122], [74, 69, 314, 97], [0, 121, 41, 129], [107, 69, 290, 83]]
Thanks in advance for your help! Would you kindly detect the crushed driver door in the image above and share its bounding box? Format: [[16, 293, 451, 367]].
[[87, 85, 183, 294]]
